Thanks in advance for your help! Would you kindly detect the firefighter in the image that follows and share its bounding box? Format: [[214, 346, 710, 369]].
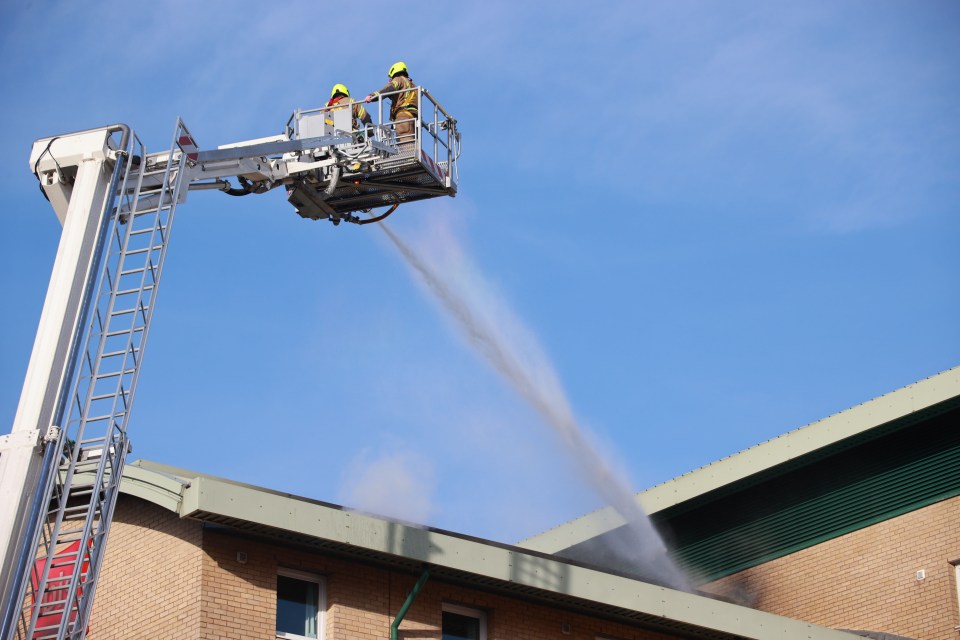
[[364, 62, 418, 149], [327, 83, 372, 131]]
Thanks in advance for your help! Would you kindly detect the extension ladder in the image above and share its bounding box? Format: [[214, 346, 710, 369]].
[[12, 121, 192, 640]]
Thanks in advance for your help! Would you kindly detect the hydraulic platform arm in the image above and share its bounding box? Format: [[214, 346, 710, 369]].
[[171, 86, 458, 225], [0, 90, 460, 640]]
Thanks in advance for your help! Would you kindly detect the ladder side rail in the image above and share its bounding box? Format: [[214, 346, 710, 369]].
[[44, 130, 146, 553], [51, 240, 134, 639], [75, 139, 156, 460], [50, 128, 146, 526], [51, 136, 153, 639], [59, 122, 188, 640], [10, 129, 136, 640], [65, 438, 129, 640]]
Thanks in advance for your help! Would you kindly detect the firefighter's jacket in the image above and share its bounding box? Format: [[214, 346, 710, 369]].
[[371, 75, 418, 120]]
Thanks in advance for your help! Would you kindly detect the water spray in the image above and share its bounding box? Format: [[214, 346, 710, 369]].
[[379, 220, 690, 591]]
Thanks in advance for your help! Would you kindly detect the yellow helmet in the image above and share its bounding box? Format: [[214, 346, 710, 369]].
[[330, 83, 350, 98], [388, 61, 408, 78]]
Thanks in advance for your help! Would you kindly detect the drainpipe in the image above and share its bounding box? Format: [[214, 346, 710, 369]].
[[390, 566, 430, 640]]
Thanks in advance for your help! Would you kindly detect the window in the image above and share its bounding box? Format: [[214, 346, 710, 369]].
[[276, 569, 325, 640], [953, 560, 960, 630], [442, 604, 486, 640]]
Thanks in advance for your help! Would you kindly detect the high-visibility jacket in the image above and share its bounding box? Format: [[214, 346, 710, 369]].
[[371, 75, 418, 120], [326, 95, 372, 129]]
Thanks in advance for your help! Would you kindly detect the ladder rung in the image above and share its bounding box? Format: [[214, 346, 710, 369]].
[[98, 346, 139, 359], [72, 458, 102, 470], [61, 505, 92, 516], [129, 224, 166, 236], [92, 369, 135, 381], [68, 476, 110, 489], [77, 414, 114, 424], [63, 513, 101, 523], [34, 618, 78, 633], [67, 482, 101, 492], [67, 469, 109, 479], [34, 607, 73, 618], [63, 505, 105, 520], [43, 568, 89, 586], [66, 476, 112, 488], [140, 167, 171, 177], [89, 391, 123, 402], [114, 284, 154, 297], [109, 307, 149, 318], [62, 480, 98, 492], [51, 531, 82, 544], [105, 326, 144, 338], [121, 246, 161, 257]]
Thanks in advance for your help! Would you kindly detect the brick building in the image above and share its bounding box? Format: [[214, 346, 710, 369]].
[[84, 367, 958, 639]]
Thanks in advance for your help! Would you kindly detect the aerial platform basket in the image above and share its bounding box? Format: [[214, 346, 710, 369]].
[[283, 86, 460, 224]]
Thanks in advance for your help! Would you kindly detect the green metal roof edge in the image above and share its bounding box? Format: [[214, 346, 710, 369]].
[[518, 366, 960, 554], [116, 460, 858, 638], [118, 459, 191, 513], [170, 472, 857, 640]]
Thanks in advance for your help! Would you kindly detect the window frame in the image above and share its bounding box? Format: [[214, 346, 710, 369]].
[[952, 560, 960, 631], [276, 568, 326, 640], [441, 603, 487, 640]]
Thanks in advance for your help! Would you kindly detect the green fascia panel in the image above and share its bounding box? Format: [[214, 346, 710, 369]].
[[685, 489, 960, 582], [667, 436, 960, 581], [119, 462, 190, 513]]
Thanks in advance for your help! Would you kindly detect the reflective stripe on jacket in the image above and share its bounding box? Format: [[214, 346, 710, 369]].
[[374, 75, 418, 119]]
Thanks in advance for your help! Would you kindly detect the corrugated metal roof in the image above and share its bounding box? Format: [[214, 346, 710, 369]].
[[519, 366, 960, 556], [119, 460, 859, 640]]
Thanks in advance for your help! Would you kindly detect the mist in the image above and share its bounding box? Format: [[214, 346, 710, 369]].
[[338, 449, 436, 525]]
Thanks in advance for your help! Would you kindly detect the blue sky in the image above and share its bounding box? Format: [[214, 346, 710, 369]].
[[1, 1, 957, 544]]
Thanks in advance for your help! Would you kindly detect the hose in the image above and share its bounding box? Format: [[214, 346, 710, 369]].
[[358, 203, 399, 225], [325, 165, 341, 195], [212, 177, 257, 196]]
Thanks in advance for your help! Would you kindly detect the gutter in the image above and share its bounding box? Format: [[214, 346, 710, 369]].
[[391, 566, 430, 640]]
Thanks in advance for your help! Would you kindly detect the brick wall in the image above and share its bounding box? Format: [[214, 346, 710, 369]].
[[198, 527, 684, 640], [700, 495, 960, 640], [199, 530, 276, 639], [386, 575, 680, 640], [90, 496, 766, 640], [88, 496, 203, 639]]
